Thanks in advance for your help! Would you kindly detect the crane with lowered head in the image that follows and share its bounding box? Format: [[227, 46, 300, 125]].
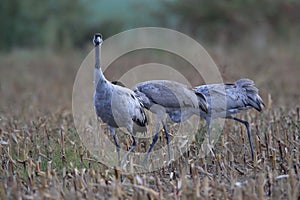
[[192, 78, 265, 160]]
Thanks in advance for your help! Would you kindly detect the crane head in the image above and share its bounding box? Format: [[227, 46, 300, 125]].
[[93, 33, 103, 46]]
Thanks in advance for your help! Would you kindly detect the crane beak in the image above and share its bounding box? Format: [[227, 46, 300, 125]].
[[96, 37, 102, 44]]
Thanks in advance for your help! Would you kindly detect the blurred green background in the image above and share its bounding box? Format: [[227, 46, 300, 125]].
[[1, 0, 300, 118], [1, 0, 299, 50]]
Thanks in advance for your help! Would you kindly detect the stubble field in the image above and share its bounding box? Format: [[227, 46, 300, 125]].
[[0, 42, 299, 199]]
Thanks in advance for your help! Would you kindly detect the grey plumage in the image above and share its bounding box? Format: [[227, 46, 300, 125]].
[[93, 33, 147, 166], [132, 80, 208, 166], [193, 78, 265, 160]]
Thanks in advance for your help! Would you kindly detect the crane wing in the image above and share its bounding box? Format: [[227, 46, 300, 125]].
[[133, 80, 199, 110], [110, 85, 147, 128]]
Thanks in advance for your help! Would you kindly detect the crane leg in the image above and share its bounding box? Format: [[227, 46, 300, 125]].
[[109, 126, 121, 166], [141, 122, 161, 166], [162, 121, 171, 168], [122, 135, 137, 164], [230, 117, 254, 161], [206, 118, 212, 142], [205, 117, 216, 157]]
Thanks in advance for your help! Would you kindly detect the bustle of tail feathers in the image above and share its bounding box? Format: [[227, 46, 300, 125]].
[[133, 107, 148, 127], [235, 78, 265, 111], [195, 92, 208, 113], [132, 96, 148, 134]]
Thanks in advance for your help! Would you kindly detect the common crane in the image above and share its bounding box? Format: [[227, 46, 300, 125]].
[[132, 80, 208, 166], [193, 78, 265, 160], [93, 33, 147, 166]]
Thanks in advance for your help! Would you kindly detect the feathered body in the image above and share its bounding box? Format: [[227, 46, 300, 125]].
[[133, 80, 207, 116], [193, 78, 264, 119], [94, 82, 147, 129], [132, 80, 208, 166], [193, 78, 264, 160]]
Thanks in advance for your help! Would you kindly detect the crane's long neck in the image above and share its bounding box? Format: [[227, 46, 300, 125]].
[[94, 44, 107, 89]]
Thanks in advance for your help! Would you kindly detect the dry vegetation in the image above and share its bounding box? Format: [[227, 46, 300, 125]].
[[0, 43, 299, 199]]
